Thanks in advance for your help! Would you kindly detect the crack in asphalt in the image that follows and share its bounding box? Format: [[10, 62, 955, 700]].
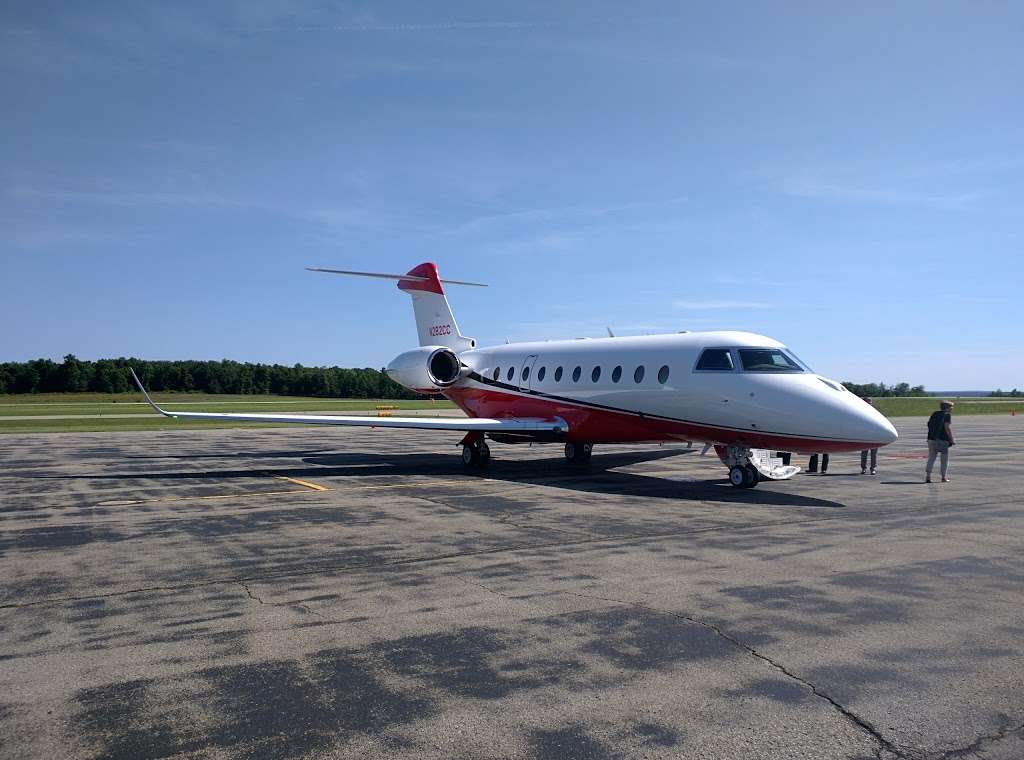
[[238, 581, 264, 605], [564, 590, 911, 760], [934, 720, 1024, 760], [238, 581, 336, 620]]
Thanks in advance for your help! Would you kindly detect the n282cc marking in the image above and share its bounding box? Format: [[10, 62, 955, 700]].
[[429, 324, 452, 336]]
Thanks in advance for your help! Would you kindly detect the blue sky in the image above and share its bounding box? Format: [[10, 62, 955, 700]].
[[2, 1, 1022, 389]]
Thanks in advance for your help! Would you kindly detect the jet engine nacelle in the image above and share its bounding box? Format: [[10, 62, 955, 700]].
[[385, 346, 464, 394]]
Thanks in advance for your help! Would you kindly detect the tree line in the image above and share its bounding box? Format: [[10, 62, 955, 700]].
[[0, 355, 418, 398], [840, 381, 927, 398]]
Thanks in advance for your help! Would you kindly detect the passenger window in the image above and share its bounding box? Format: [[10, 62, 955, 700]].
[[695, 349, 734, 371], [572, 366, 582, 382], [493, 367, 500, 381], [658, 365, 670, 384], [537, 366, 546, 382], [554, 366, 563, 382], [507, 366, 515, 382], [522, 366, 530, 382], [611, 365, 622, 383], [634, 366, 645, 383], [591, 366, 601, 382]]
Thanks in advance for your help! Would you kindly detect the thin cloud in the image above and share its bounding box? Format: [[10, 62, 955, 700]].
[[778, 178, 982, 209], [453, 195, 687, 235], [673, 300, 775, 310], [494, 317, 683, 344], [234, 20, 549, 33], [231, 15, 683, 34], [6, 183, 428, 234], [8, 186, 255, 209]]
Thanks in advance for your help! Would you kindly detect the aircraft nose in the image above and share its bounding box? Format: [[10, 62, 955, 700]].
[[843, 401, 898, 446], [871, 414, 899, 445]]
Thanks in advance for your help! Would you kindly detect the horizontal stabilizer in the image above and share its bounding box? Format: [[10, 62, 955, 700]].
[[307, 267, 487, 287], [129, 369, 565, 434]]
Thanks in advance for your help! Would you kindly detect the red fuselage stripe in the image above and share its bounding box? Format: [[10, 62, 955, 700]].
[[445, 382, 878, 453]]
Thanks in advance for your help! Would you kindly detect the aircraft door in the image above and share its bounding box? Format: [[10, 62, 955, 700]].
[[520, 355, 539, 391]]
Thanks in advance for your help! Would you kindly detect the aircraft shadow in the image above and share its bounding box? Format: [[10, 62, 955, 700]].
[[45, 447, 844, 509], [120, 448, 336, 461]]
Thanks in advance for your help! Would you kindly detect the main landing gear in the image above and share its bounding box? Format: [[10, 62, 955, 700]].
[[460, 432, 490, 469], [723, 445, 760, 489], [564, 442, 593, 466]]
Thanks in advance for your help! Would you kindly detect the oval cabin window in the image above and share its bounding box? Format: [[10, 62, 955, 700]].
[[658, 365, 670, 384], [611, 365, 622, 383], [634, 366, 645, 383]]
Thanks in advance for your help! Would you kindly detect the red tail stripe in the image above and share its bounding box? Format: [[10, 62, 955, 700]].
[[398, 262, 445, 295]]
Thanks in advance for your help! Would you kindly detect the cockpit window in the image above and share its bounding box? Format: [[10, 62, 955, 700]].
[[738, 348, 803, 372], [786, 350, 814, 372], [695, 348, 734, 371]]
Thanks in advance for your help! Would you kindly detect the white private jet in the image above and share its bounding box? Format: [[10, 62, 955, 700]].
[[131, 262, 897, 488]]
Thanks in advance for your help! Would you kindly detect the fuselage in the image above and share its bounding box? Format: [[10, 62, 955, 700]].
[[444, 330, 898, 454]]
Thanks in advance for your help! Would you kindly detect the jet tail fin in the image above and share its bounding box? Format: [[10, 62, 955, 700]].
[[308, 263, 481, 351]]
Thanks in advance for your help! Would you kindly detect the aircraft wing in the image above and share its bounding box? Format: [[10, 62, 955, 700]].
[[129, 369, 567, 434]]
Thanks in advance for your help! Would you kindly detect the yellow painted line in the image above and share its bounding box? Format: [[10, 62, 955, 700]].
[[329, 477, 484, 492], [272, 475, 330, 492]]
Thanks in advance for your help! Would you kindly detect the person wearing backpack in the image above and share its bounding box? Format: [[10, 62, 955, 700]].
[[926, 401, 955, 483]]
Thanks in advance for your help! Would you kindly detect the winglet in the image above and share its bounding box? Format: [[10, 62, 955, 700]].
[[129, 367, 174, 418]]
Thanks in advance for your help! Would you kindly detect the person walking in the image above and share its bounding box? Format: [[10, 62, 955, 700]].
[[926, 401, 955, 483], [860, 397, 879, 475]]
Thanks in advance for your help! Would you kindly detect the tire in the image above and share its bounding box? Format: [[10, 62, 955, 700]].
[[742, 464, 760, 489], [462, 444, 479, 467], [478, 442, 491, 468], [565, 442, 592, 465], [729, 466, 746, 487]]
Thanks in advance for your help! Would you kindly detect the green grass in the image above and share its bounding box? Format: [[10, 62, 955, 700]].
[[0, 391, 309, 404], [0, 393, 458, 434], [0, 417, 305, 434], [871, 397, 1023, 418], [0, 395, 454, 417]]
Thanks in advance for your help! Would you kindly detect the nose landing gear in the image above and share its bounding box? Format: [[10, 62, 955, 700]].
[[722, 445, 760, 489], [728, 464, 760, 489]]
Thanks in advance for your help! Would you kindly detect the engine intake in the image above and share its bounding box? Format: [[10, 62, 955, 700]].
[[386, 346, 464, 393], [427, 347, 461, 386]]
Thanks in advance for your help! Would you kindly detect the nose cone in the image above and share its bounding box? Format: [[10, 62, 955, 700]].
[[843, 399, 898, 446]]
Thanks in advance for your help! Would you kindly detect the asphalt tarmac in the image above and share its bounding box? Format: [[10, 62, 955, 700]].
[[1, 416, 1022, 760]]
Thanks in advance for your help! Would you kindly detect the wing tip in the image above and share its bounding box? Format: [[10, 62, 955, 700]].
[[129, 367, 173, 418]]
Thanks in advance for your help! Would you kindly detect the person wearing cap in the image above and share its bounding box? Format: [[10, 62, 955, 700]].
[[860, 397, 879, 475], [926, 401, 956, 483]]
